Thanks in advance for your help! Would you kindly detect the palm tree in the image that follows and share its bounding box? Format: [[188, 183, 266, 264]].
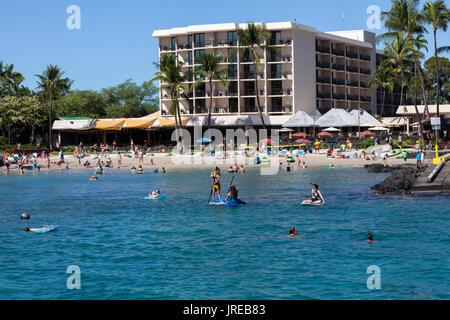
[[2, 63, 24, 96], [237, 23, 271, 129], [381, 32, 426, 147], [35, 65, 66, 148], [369, 66, 396, 116], [381, 0, 430, 121], [437, 45, 450, 54], [195, 52, 228, 130], [152, 54, 188, 145], [422, 0, 449, 117]]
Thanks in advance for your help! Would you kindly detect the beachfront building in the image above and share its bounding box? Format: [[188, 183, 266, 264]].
[[152, 22, 381, 129]]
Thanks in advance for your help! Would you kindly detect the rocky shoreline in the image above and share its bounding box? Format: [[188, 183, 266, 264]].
[[366, 164, 428, 195]]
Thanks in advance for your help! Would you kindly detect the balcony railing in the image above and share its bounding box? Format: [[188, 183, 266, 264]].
[[360, 54, 371, 61], [317, 61, 330, 68], [177, 44, 192, 50], [195, 108, 207, 114], [269, 39, 292, 45], [270, 72, 283, 79], [270, 89, 292, 95], [332, 78, 345, 85], [332, 48, 345, 56], [317, 92, 331, 99], [316, 46, 330, 53], [270, 105, 293, 113], [346, 66, 359, 73], [281, 56, 292, 62], [317, 76, 331, 84], [332, 93, 346, 100], [332, 63, 345, 71], [242, 106, 265, 113]]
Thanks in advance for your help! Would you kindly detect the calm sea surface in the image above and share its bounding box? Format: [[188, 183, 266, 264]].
[[0, 167, 449, 299]]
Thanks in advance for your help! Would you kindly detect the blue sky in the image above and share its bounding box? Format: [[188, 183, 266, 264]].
[[1, 0, 448, 91]]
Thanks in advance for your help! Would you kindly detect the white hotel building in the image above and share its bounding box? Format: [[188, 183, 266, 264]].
[[152, 22, 386, 128]]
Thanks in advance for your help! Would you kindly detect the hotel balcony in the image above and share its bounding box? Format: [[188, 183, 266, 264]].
[[347, 51, 358, 59], [269, 88, 292, 96], [242, 106, 265, 113], [361, 68, 371, 75], [316, 46, 330, 54], [360, 81, 369, 88], [177, 43, 192, 50], [346, 66, 359, 73], [361, 95, 372, 102], [360, 54, 371, 61], [317, 92, 331, 99], [347, 95, 359, 101], [347, 79, 359, 87], [269, 38, 292, 46], [270, 105, 293, 113], [316, 61, 330, 69], [332, 93, 346, 100], [332, 48, 345, 56], [317, 76, 331, 84], [332, 63, 345, 71], [332, 78, 345, 85]]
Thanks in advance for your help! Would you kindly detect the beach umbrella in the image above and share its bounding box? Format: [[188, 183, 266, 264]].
[[361, 130, 376, 136], [317, 131, 334, 137], [260, 138, 275, 143], [323, 127, 341, 132], [369, 127, 389, 132], [296, 139, 311, 143], [292, 132, 307, 137], [196, 138, 212, 143]]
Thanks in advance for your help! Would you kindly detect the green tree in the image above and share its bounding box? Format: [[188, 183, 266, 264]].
[[35, 65, 71, 148], [369, 66, 396, 116], [1, 63, 24, 96], [194, 52, 228, 130], [102, 79, 159, 118], [424, 56, 450, 104], [152, 54, 188, 144], [20, 95, 45, 144], [55, 90, 107, 118], [237, 23, 271, 129], [382, 32, 425, 146], [422, 0, 449, 116], [381, 0, 430, 119]]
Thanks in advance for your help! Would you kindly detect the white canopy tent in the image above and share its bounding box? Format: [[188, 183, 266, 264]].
[[282, 110, 315, 128], [315, 108, 359, 127]]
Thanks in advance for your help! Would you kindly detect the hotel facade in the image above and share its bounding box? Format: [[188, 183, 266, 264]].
[[152, 22, 405, 128]]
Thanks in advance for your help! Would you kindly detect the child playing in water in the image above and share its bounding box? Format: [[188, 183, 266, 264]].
[[150, 190, 161, 198]]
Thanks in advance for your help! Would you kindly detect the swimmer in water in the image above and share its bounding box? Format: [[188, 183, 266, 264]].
[[289, 227, 297, 237], [150, 189, 161, 198], [89, 175, 98, 181], [131, 166, 137, 174], [137, 165, 144, 174], [328, 164, 336, 170], [302, 184, 325, 205], [225, 185, 246, 204], [366, 233, 378, 243]]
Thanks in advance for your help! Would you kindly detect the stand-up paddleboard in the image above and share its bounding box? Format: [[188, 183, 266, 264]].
[[209, 198, 226, 205], [32, 226, 58, 233], [209, 198, 246, 206], [144, 195, 166, 200], [301, 201, 323, 207]]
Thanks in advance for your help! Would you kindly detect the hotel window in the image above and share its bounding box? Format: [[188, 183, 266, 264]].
[[194, 49, 205, 64], [271, 31, 281, 45], [195, 99, 206, 113], [188, 51, 193, 65], [187, 35, 193, 49], [243, 49, 254, 63], [244, 64, 255, 78], [188, 67, 193, 81], [271, 48, 282, 62], [194, 33, 205, 48], [228, 48, 237, 63], [228, 81, 238, 95], [271, 81, 282, 95], [229, 98, 238, 113], [171, 37, 176, 51], [227, 32, 237, 46], [228, 65, 238, 79], [271, 64, 282, 79]]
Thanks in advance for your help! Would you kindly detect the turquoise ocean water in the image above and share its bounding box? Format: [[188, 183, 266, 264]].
[[0, 167, 449, 299]]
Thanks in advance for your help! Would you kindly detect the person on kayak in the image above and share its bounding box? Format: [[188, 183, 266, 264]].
[[210, 167, 222, 203], [302, 184, 325, 205], [225, 185, 246, 204]]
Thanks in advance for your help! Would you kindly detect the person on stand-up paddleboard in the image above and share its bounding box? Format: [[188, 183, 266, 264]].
[[302, 184, 325, 205], [210, 167, 222, 203]]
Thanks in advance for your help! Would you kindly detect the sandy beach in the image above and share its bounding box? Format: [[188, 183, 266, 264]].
[[2, 150, 419, 174]]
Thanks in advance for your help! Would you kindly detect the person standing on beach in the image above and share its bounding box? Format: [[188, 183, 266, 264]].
[[130, 139, 134, 152], [117, 153, 122, 169], [45, 156, 50, 170], [4, 157, 10, 173]]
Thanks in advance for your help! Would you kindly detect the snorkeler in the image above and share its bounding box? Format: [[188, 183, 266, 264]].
[[302, 184, 325, 205], [366, 233, 378, 243], [289, 227, 297, 237]]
